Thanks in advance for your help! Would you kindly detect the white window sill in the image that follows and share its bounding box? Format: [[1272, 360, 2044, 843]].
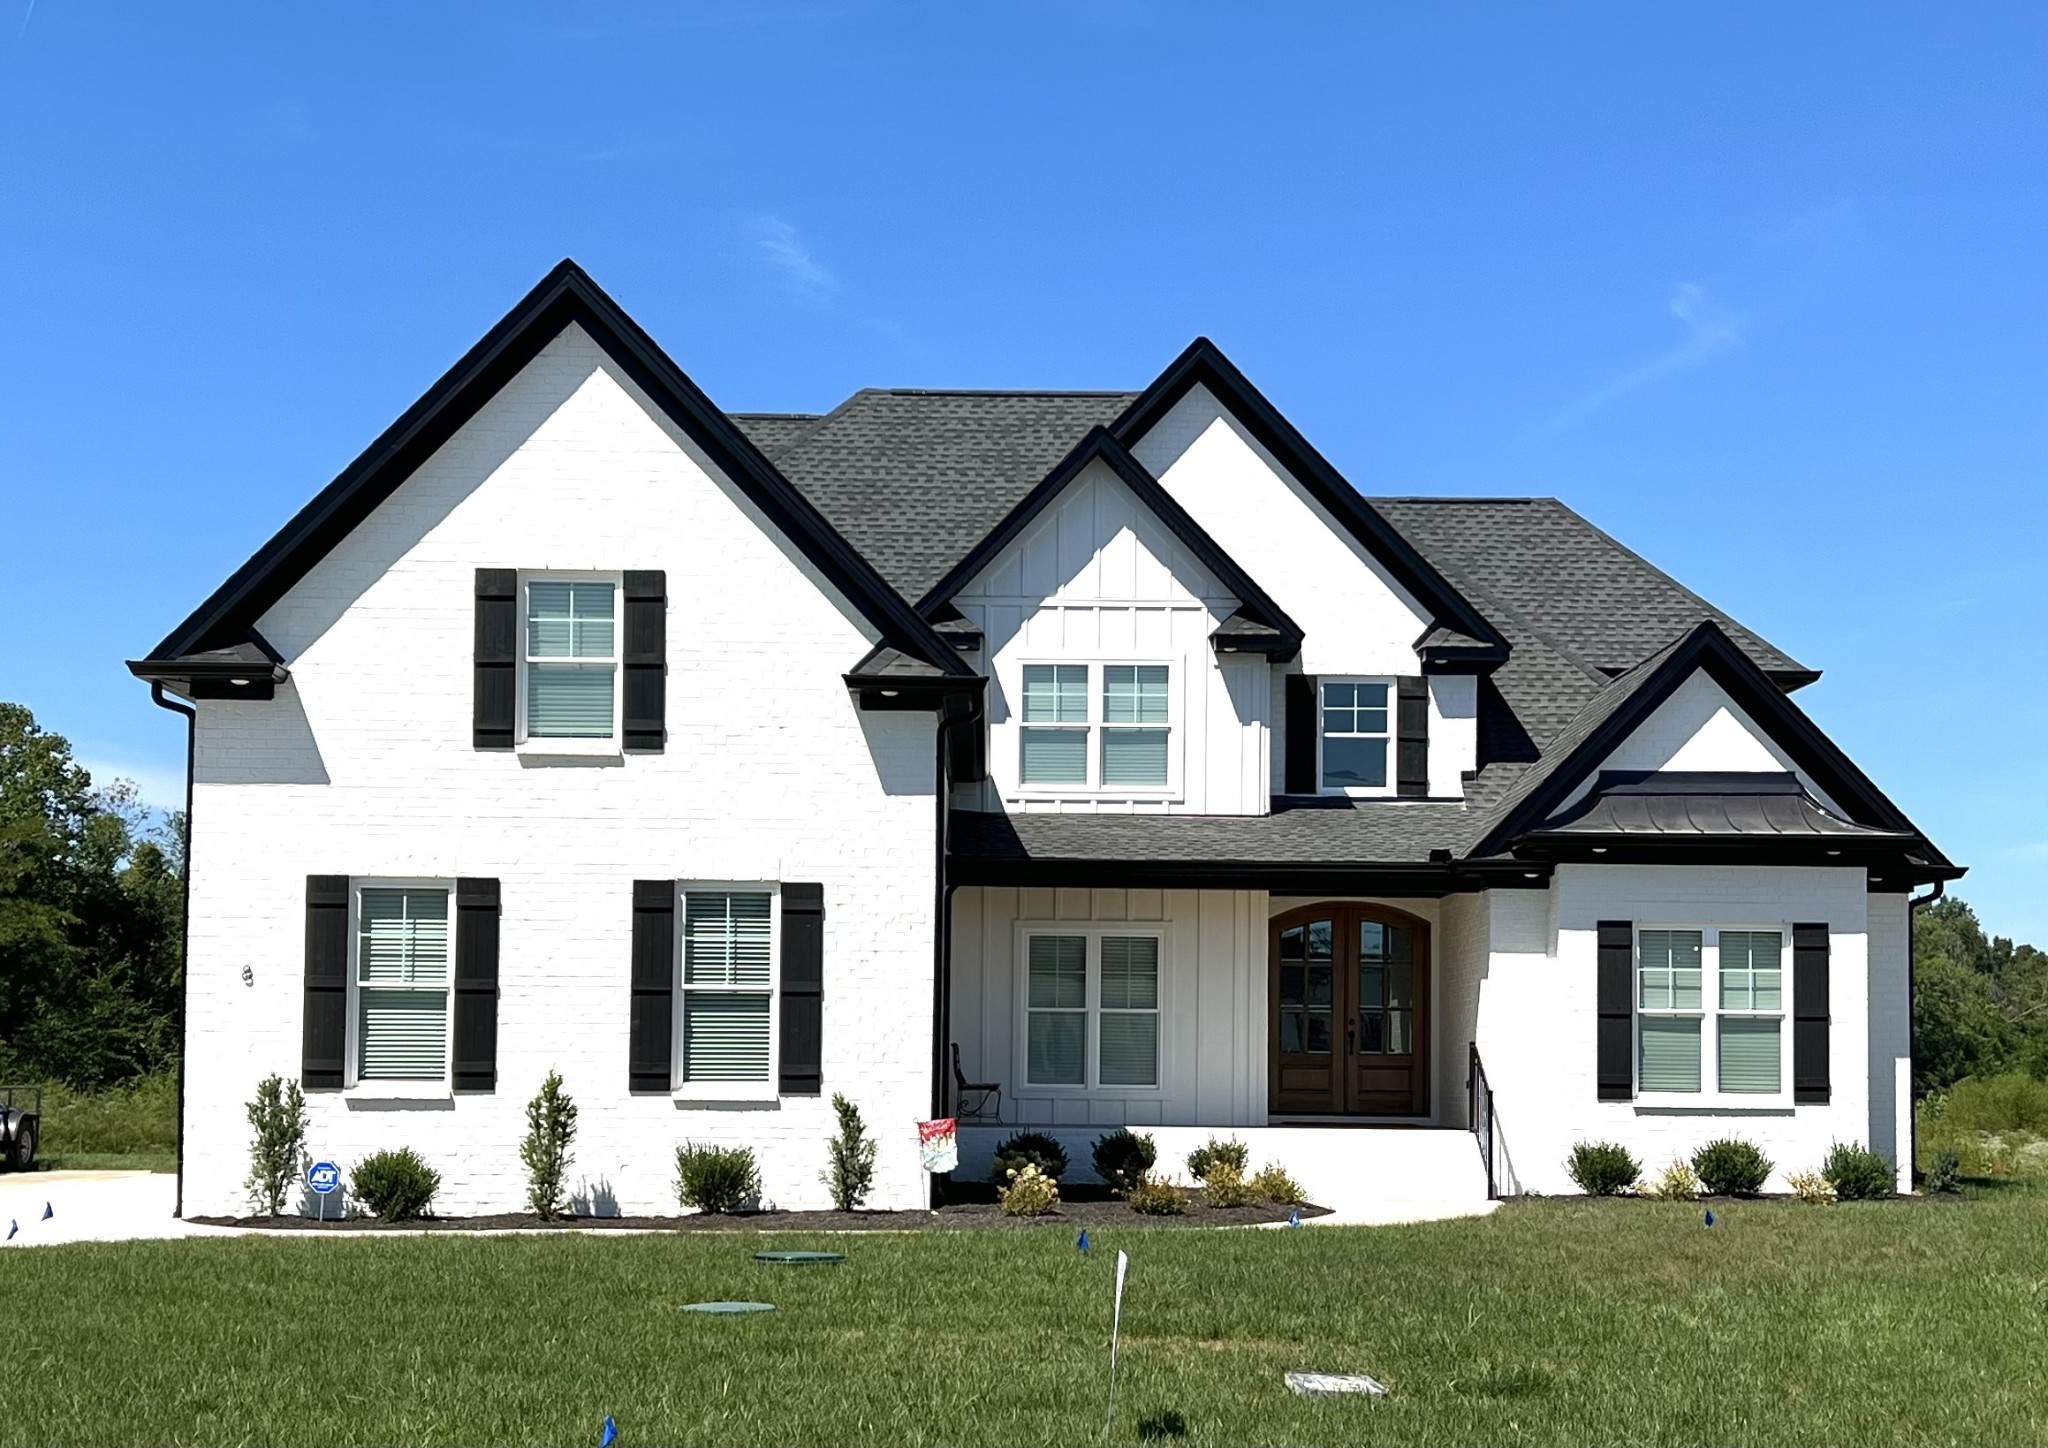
[[517, 736, 623, 759], [345, 1082, 454, 1105], [672, 1083, 779, 1106], [1632, 1097, 1795, 1114]]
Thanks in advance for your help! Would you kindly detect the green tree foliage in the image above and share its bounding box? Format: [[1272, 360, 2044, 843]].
[[1913, 896, 2048, 1094], [0, 702, 184, 1088]]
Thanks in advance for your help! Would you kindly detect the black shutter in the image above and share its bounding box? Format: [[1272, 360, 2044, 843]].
[[1596, 920, 1633, 1101], [452, 878, 501, 1092], [630, 881, 675, 1093], [1793, 922, 1830, 1103], [622, 570, 667, 753], [303, 875, 349, 1088], [474, 568, 517, 749], [1396, 676, 1430, 798], [779, 883, 825, 1096], [1284, 674, 1318, 794]]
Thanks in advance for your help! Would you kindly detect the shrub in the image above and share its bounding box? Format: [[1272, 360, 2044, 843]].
[[1787, 1169, 1837, 1205], [1692, 1138, 1773, 1197], [1199, 1160, 1256, 1208], [351, 1148, 441, 1220], [1924, 1147, 1962, 1195], [1247, 1163, 1306, 1205], [822, 1093, 877, 1211], [519, 1070, 578, 1219], [39, 1073, 178, 1158], [675, 1142, 760, 1213], [244, 1074, 308, 1216], [1644, 1159, 1700, 1201], [1938, 1072, 2048, 1135], [1186, 1137, 1250, 1182], [998, 1163, 1059, 1216], [990, 1130, 1068, 1185], [1823, 1142, 1893, 1201], [1126, 1173, 1190, 1215], [1566, 1141, 1640, 1196], [1093, 1128, 1157, 1196]]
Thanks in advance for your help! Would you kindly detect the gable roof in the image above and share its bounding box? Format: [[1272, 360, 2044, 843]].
[[1108, 338, 1510, 667], [130, 259, 971, 684], [1468, 620, 1957, 876], [914, 426, 1304, 657]]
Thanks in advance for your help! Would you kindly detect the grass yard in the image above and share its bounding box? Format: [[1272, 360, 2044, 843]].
[[30, 1073, 177, 1174], [3, 1185, 2046, 1447]]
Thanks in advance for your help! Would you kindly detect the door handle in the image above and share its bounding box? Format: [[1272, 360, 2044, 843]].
[[1346, 1020, 1357, 1056]]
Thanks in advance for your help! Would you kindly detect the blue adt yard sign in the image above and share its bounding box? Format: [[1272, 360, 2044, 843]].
[[308, 1160, 340, 1221]]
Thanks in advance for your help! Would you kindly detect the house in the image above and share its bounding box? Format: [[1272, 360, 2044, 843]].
[[132, 261, 1960, 1217]]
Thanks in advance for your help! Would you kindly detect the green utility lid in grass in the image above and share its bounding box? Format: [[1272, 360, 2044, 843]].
[[680, 1302, 776, 1315], [753, 1250, 846, 1266]]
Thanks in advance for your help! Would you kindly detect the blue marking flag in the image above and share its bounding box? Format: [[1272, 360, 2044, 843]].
[[5, 1220, 15, 1241], [599, 1415, 617, 1447], [42, 1202, 53, 1220], [1703, 1209, 1715, 1227], [1287, 1210, 1301, 1229], [1076, 1229, 1090, 1253]]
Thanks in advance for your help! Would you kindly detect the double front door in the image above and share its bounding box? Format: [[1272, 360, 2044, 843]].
[[1269, 903, 1430, 1116]]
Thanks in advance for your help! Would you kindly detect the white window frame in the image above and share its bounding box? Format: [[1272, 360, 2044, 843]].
[[672, 881, 782, 1103], [1012, 659, 1180, 799], [516, 570, 623, 755], [1317, 676, 1397, 798], [345, 878, 454, 1097], [1635, 923, 1792, 1107], [1013, 923, 1167, 1092]]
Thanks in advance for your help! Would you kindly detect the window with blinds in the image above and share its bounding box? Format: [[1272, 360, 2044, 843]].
[[1026, 935, 1086, 1085], [1023, 931, 1164, 1089], [1097, 936, 1159, 1086], [1637, 926, 1788, 1097], [1101, 667, 1169, 787], [357, 887, 449, 1080], [526, 580, 617, 739], [1717, 931, 1784, 1094], [1637, 929, 1702, 1093], [1017, 663, 1172, 791], [1019, 664, 1088, 785], [681, 890, 773, 1084]]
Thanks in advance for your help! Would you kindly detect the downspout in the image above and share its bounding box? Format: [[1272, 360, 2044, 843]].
[[928, 696, 966, 1207], [148, 683, 196, 1219], [1905, 879, 1946, 1187]]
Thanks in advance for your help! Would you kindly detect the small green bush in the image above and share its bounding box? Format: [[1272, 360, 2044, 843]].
[[1939, 1073, 2048, 1135], [823, 1094, 878, 1211], [1644, 1159, 1700, 1201], [1692, 1138, 1772, 1197], [998, 1163, 1059, 1216], [244, 1074, 308, 1217], [1247, 1163, 1306, 1205], [519, 1070, 578, 1219], [1093, 1128, 1157, 1196], [1126, 1173, 1189, 1215], [675, 1142, 760, 1213], [1566, 1141, 1640, 1196], [1186, 1137, 1250, 1182], [1924, 1147, 1962, 1195], [989, 1130, 1068, 1184], [1823, 1142, 1893, 1201], [351, 1148, 440, 1220], [1199, 1160, 1256, 1208]]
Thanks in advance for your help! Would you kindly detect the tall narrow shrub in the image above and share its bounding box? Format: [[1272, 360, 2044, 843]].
[[520, 1069, 578, 1219], [823, 1093, 877, 1211], [244, 1074, 307, 1216]]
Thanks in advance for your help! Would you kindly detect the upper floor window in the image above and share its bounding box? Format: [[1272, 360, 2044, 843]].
[[524, 578, 617, 741], [355, 886, 450, 1082], [1638, 926, 1785, 1098], [1320, 679, 1391, 793], [1018, 662, 1173, 791]]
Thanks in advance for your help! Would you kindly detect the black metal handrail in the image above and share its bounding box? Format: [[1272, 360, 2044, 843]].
[[1466, 1044, 1501, 1199]]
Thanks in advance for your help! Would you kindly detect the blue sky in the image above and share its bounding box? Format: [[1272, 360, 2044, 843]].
[[2, 4, 2043, 936]]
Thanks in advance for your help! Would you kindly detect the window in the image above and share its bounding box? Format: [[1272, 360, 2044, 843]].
[[525, 579, 617, 740], [680, 890, 774, 1085], [1017, 663, 1173, 792], [356, 887, 450, 1081], [1637, 927, 1787, 1097], [1022, 930, 1163, 1088], [1320, 680, 1391, 792]]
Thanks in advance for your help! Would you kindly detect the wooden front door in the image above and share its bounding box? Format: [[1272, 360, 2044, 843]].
[[1269, 904, 1430, 1116]]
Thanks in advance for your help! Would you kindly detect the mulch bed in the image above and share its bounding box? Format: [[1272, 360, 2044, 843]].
[[191, 1192, 1327, 1233]]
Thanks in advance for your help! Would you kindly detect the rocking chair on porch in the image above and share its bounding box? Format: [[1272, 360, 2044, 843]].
[[951, 1044, 1001, 1121]]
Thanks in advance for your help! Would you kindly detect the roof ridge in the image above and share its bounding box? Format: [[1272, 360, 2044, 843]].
[[857, 387, 1144, 399], [1367, 495, 1558, 505]]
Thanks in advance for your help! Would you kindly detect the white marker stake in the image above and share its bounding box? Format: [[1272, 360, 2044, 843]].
[[1105, 1249, 1130, 1439]]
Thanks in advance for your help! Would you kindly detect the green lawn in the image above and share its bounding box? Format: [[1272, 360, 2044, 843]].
[[4, 1186, 2046, 1447]]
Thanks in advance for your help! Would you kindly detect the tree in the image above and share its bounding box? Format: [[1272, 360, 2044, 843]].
[[1913, 895, 2048, 1095]]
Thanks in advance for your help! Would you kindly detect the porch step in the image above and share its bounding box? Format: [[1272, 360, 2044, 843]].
[[955, 1124, 1492, 1220]]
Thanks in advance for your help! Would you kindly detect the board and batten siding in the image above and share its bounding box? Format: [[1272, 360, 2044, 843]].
[[950, 886, 1269, 1127], [948, 459, 1270, 816], [179, 323, 939, 1218]]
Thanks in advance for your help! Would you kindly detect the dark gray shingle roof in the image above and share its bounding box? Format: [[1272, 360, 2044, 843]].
[[727, 412, 823, 460], [952, 798, 1487, 866]]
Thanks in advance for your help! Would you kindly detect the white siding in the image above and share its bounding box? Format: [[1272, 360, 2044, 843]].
[[951, 460, 1269, 814], [181, 324, 938, 1218], [950, 886, 1267, 1127]]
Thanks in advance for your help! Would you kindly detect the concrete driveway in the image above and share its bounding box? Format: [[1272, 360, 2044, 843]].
[[0, 1170, 233, 1248]]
